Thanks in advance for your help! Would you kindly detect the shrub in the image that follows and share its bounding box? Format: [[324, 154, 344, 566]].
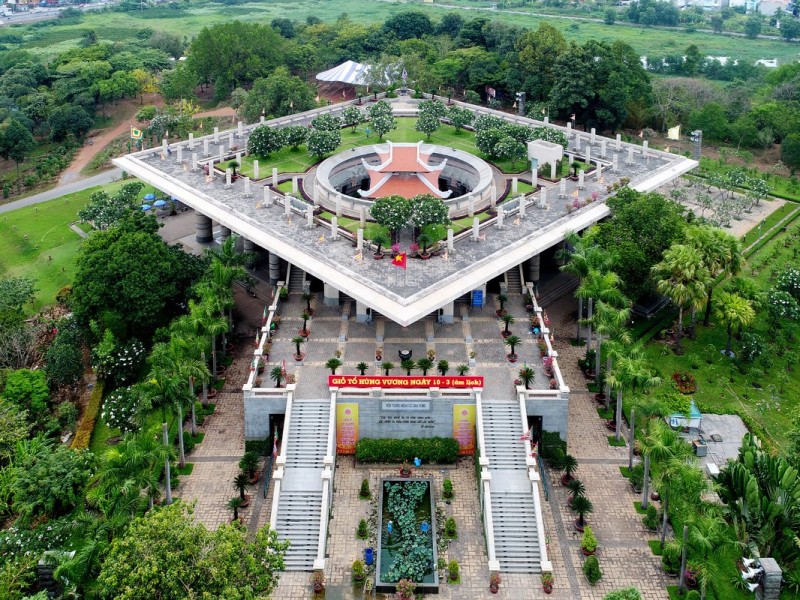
[[603, 588, 642, 600], [352, 559, 365, 581], [445, 517, 457, 538], [359, 478, 371, 499], [629, 463, 644, 492], [540, 430, 566, 461], [355, 437, 459, 464], [661, 541, 681, 574], [3, 369, 50, 420], [71, 381, 105, 450], [583, 554, 602, 585], [642, 505, 659, 531], [101, 386, 143, 433], [56, 402, 79, 433], [357, 518, 368, 539], [581, 525, 597, 553], [448, 559, 459, 581], [442, 478, 453, 499], [685, 591, 700, 600]]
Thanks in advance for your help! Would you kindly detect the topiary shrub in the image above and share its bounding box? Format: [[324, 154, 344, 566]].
[[583, 554, 602, 585], [359, 478, 371, 499], [448, 559, 460, 582], [442, 478, 454, 499], [642, 505, 659, 531], [445, 517, 457, 539], [71, 381, 105, 450], [355, 437, 459, 464], [357, 518, 368, 539]]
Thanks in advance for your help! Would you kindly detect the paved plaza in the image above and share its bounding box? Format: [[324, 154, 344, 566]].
[[174, 283, 671, 599]]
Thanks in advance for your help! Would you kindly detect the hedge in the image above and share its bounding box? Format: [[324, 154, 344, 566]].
[[71, 380, 105, 450], [355, 437, 460, 464]]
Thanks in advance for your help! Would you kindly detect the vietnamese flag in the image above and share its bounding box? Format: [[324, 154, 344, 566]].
[[392, 253, 407, 270]]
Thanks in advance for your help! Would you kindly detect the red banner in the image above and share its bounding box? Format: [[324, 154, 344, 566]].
[[328, 375, 483, 389]]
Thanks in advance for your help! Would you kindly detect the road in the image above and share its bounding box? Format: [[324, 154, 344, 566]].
[[0, 168, 121, 214]]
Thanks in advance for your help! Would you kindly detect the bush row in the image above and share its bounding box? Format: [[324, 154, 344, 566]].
[[355, 437, 459, 464], [71, 380, 105, 450]]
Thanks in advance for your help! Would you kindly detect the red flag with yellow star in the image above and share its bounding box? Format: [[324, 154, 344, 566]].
[[391, 253, 407, 270]]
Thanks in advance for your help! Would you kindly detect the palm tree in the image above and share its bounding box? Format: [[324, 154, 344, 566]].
[[714, 292, 755, 357], [325, 358, 343, 374], [504, 335, 521, 359], [372, 231, 390, 256], [417, 357, 434, 375], [606, 343, 661, 442], [437, 360, 449, 376], [652, 244, 709, 355], [560, 454, 578, 485], [636, 419, 684, 510], [685, 225, 744, 327], [300, 311, 311, 335], [233, 472, 250, 501], [577, 270, 627, 376], [654, 455, 706, 550], [456, 364, 469, 375], [301, 291, 315, 315], [401, 359, 416, 375], [566, 479, 586, 508], [227, 496, 244, 521], [500, 313, 515, 335], [145, 361, 191, 469], [292, 336, 305, 358], [518, 365, 535, 389], [186, 298, 228, 383], [417, 232, 434, 255], [356, 361, 369, 375], [496, 293, 508, 315], [558, 230, 613, 344], [381, 361, 394, 376], [572, 495, 593, 530], [270, 366, 284, 388]]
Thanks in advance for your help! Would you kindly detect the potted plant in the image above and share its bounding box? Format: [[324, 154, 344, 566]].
[[524, 294, 534, 312], [312, 570, 325, 593], [566, 478, 586, 508], [299, 311, 311, 337], [359, 478, 371, 499], [661, 541, 681, 576], [456, 364, 469, 375], [239, 451, 261, 484], [417, 357, 434, 375], [269, 366, 284, 388], [541, 572, 554, 594], [443, 478, 454, 499], [375, 348, 383, 361], [500, 313, 515, 337], [496, 293, 508, 317], [301, 291, 314, 316], [543, 355, 554, 377], [381, 361, 394, 375], [233, 472, 251, 507], [504, 335, 521, 363], [489, 572, 501, 594], [325, 357, 343, 374], [400, 461, 412, 477], [227, 496, 244, 522], [560, 454, 578, 485], [448, 559, 460, 582], [572, 495, 593, 532], [581, 525, 597, 555], [437, 360, 449, 376], [583, 554, 602, 585], [396, 579, 416, 600], [292, 336, 305, 361], [538, 340, 548, 357], [518, 365, 535, 389], [417, 232, 433, 259], [550, 378, 558, 389], [352, 559, 366, 582]]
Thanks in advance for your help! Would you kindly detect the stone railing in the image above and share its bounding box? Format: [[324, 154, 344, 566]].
[[475, 389, 501, 573]]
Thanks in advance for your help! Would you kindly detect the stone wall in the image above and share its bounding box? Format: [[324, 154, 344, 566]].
[[525, 397, 569, 440], [244, 394, 287, 440]]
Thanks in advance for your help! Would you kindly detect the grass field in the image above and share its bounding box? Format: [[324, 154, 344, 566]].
[[0, 180, 127, 312], [10, 0, 798, 65]]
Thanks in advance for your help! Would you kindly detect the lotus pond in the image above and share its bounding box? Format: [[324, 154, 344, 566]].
[[376, 478, 439, 594]]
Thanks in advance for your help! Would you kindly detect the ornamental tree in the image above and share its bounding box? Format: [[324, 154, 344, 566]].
[[282, 125, 308, 149], [368, 101, 396, 139], [410, 194, 450, 229], [96, 502, 289, 599], [311, 113, 342, 131], [248, 125, 286, 158], [2, 368, 50, 422], [341, 106, 363, 132], [415, 110, 440, 140], [475, 127, 505, 157], [494, 136, 527, 169], [307, 128, 341, 160], [371, 195, 413, 235], [78, 181, 145, 230], [447, 105, 474, 131]]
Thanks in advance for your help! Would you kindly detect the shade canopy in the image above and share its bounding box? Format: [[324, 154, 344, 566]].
[[315, 60, 371, 86], [153, 199, 167, 207], [144, 193, 156, 201], [141, 204, 151, 211]]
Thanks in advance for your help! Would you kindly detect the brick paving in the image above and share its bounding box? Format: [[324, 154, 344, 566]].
[[176, 287, 670, 598]]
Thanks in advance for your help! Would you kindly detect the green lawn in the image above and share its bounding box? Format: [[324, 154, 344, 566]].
[[13, 0, 798, 66], [0, 180, 127, 311]]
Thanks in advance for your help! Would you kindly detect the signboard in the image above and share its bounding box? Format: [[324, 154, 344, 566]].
[[472, 290, 484, 307], [453, 404, 476, 455], [381, 401, 431, 411], [336, 403, 359, 454], [329, 375, 483, 389]]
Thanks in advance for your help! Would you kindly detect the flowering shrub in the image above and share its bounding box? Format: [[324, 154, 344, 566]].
[[767, 289, 800, 324], [739, 332, 766, 363], [91, 331, 145, 387], [777, 268, 800, 301], [671, 371, 697, 394], [102, 386, 143, 434]]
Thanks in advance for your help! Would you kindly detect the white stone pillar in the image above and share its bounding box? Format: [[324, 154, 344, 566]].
[[612, 154, 619, 173], [263, 186, 271, 206], [195, 211, 213, 243], [519, 196, 526, 218], [323, 282, 339, 307], [219, 147, 224, 163], [244, 177, 251, 196], [330, 216, 338, 240], [225, 168, 232, 187], [253, 160, 259, 181], [272, 168, 278, 188], [306, 207, 314, 228], [601, 140, 607, 158], [559, 179, 567, 198], [441, 301, 455, 324], [512, 177, 518, 195], [447, 228, 454, 252], [616, 133, 622, 151], [468, 196, 475, 218], [627, 147, 635, 165], [228, 132, 234, 148], [192, 153, 198, 170], [360, 206, 366, 228], [292, 176, 298, 194], [203, 139, 209, 157], [284, 196, 291, 217], [590, 127, 596, 144], [550, 162, 557, 179], [356, 300, 369, 323], [237, 121, 243, 137], [578, 170, 585, 190], [188, 132, 194, 149], [357, 228, 364, 251], [472, 217, 480, 241], [213, 127, 219, 143], [539, 187, 547, 209], [585, 146, 591, 166], [176, 146, 183, 163], [497, 206, 504, 229]]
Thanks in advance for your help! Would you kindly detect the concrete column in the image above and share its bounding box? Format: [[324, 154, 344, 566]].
[[188, 133, 194, 148], [356, 300, 369, 323], [219, 226, 231, 243], [554, 241, 566, 266], [447, 228, 454, 252], [195, 211, 213, 243], [213, 127, 219, 143], [441, 301, 455, 324], [243, 239, 255, 268], [268, 253, 281, 285], [254, 160, 259, 181], [324, 282, 340, 307], [527, 254, 541, 284], [357, 228, 364, 251]]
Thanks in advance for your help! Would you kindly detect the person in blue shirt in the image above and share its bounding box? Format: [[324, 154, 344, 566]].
[[387, 520, 393, 536], [420, 521, 429, 533]]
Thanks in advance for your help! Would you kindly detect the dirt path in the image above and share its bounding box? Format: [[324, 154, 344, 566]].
[[59, 100, 236, 185]]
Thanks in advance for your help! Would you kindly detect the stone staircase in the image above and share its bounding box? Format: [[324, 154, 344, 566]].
[[287, 266, 306, 293], [482, 401, 541, 573], [275, 400, 330, 570], [505, 267, 523, 296], [536, 272, 579, 308]]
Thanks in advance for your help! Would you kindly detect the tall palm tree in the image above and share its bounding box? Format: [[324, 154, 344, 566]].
[[185, 298, 228, 385], [558, 229, 614, 344], [518, 365, 535, 389], [654, 454, 706, 549], [652, 244, 710, 355], [714, 292, 755, 357], [197, 283, 234, 364], [165, 326, 211, 436], [292, 336, 305, 358], [146, 358, 191, 469], [325, 358, 343, 374], [606, 343, 661, 442], [581, 277, 628, 384], [685, 225, 744, 327], [636, 419, 685, 510]]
